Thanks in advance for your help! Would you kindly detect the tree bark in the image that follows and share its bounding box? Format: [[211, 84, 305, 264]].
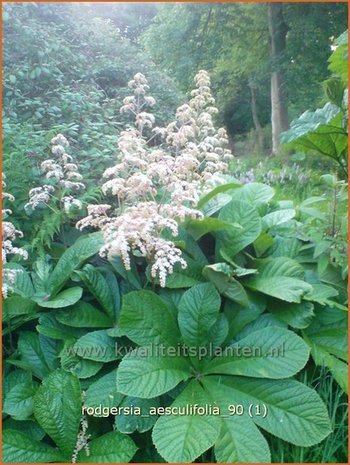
[[248, 78, 264, 152], [268, 2, 289, 154]]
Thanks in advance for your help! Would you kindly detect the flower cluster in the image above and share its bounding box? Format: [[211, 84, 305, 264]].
[[2, 174, 28, 298], [77, 71, 234, 286], [25, 134, 84, 213], [71, 416, 90, 463]]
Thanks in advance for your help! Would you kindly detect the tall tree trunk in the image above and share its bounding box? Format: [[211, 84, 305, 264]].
[[248, 78, 264, 152], [268, 2, 289, 154]]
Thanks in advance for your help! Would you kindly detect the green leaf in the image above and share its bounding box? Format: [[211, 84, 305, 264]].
[[5, 263, 34, 298], [152, 381, 221, 462], [76, 265, 116, 319], [209, 313, 229, 348], [35, 286, 83, 308], [77, 431, 137, 463], [3, 296, 37, 322], [73, 330, 118, 362], [209, 376, 332, 447], [203, 380, 270, 463], [37, 313, 85, 340], [268, 301, 315, 329], [115, 396, 160, 433], [117, 349, 190, 398], [217, 200, 261, 258], [159, 255, 205, 288], [3, 430, 64, 463], [33, 369, 81, 455], [85, 369, 123, 409], [3, 381, 39, 420], [3, 419, 45, 441], [262, 209, 295, 229], [303, 333, 348, 393], [304, 325, 347, 361], [203, 264, 249, 307], [197, 181, 241, 208], [187, 217, 240, 240], [60, 343, 103, 379], [230, 183, 275, 206], [254, 233, 274, 257], [329, 32, 348, 82], [204, 327, 309, 379], [224, 294, 266, 340], [119, 290, 181, 347], [246, 257, 313, 303], [48, 232, 103, 295], [18, 332, 50, 379], [178, 283, 221, 347], [56, 301, 113, 327], [281, 103, 347, 170], [304, 283, 339, 305], [110, 255, 142, 290]]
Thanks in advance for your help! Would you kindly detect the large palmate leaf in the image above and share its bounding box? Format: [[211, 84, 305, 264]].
[[217, 199, 261, 259], [204, 379, 270, 463], [33, 369, 81, 456], [3, 430, 64, 463], [203, 326, 309, 379], [77, 431, 137, 463], [205, 376, 331, 447], [48, 232, 103, 296], [119, 290, 181, 347], [281, 103, 347, 172], [178, 283, 221, 347], [117, 350, 190, 398], [246, 257, 312, 303], [152, 381, 221, 463]]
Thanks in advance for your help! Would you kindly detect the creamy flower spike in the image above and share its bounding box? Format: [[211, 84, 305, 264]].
[[77, 70, 234, 286], [26, 134, 85, 212], [2, 174, 28, 298]]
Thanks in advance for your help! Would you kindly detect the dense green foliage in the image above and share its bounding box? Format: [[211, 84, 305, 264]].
[[2, 3, 348, 464]]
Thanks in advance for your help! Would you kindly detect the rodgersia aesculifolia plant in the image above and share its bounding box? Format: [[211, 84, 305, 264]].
[[25, 134, 85, 214], [77, 71, 234, 286], [2, 174, 28, 298]]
